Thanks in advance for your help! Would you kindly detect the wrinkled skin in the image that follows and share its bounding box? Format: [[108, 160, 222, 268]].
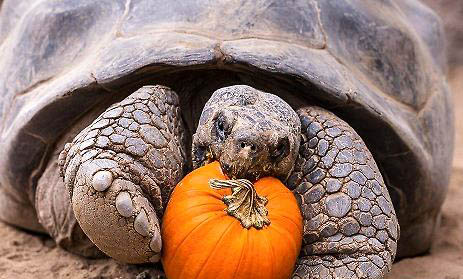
[[192, 85, 301, 182], [59, 84, 398, 278]]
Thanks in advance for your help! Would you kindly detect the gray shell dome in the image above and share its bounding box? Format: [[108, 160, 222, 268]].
[[0, 0, 453, 257]]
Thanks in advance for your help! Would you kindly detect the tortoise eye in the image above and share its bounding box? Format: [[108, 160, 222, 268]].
[[215, 113, 229, 141], [271, 137, 290, 161], [271, 143, 285, 159], [217, 120, 224, 132]]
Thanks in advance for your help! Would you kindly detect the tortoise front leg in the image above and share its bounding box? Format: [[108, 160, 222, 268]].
[[289, 107, 399, 279], [59, 85, 187, 263]]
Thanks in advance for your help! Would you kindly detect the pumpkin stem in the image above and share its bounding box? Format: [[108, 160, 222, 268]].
[[209, 179, 270, 229]]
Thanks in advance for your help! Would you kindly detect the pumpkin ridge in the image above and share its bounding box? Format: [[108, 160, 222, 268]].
[[269, 214, 302, 232], [167, 191, 224, 210], [166, 214, 222, 268], [194, 219, 236, 279], [254, 179, 287, 194], [263, 229, 275, 279], [267, 200, 301, 224], [267, 222, 299, 257], [162, 203, 225, 232], [266, 192, 294, 207], [173, 188, 226, 198], [263, 190, 294, 201], [266, 226, 298, 279], [231, 229, 248, 279], [179, 189, 225, 201], [180, 202, 224, 211]]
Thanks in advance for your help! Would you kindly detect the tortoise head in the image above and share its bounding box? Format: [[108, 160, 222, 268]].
[[192, 85, 301, 181]]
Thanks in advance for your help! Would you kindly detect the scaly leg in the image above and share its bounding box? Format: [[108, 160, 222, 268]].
[[59, 85, 187, 263], [289, 107, 399, 279]]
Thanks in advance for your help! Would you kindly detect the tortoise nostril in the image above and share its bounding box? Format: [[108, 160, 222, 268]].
[[222, 163, 231, 172], [238, 140, 258, 152]]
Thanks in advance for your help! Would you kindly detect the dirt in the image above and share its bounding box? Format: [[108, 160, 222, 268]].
[[0, 224, 164, 278]]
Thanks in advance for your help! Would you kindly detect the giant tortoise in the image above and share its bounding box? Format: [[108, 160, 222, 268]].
[[0, 0, 453, 278]]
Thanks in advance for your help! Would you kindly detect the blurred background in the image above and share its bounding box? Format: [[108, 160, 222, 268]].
[[0, 1, 461, 278]]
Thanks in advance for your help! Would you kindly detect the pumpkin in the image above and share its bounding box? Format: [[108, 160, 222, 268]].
[[161, 161, 303, 279]]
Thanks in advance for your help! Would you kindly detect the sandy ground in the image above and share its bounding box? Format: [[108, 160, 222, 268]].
[[0, 69, 462, 279]]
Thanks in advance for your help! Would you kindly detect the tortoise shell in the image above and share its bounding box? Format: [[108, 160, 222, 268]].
[[0, 0, 453, 257]]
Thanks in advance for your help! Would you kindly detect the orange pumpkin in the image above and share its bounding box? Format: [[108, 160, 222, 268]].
[[161, 161, 303, 279]]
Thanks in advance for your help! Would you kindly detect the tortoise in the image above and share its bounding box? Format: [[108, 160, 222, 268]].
[[0, 0, 453, 278]]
